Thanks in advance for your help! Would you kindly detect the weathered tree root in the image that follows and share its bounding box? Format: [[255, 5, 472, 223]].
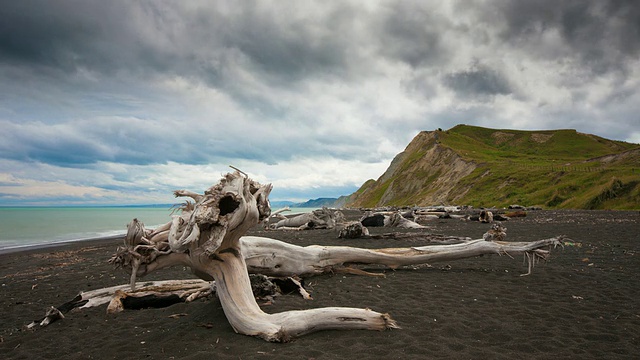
[[110, 171, 402, 341]]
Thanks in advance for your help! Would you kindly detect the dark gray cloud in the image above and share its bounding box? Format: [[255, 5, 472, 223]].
[[0, 1, 359, 85], [444, 62, 512, 99], [471, 0, 640, 75], [3, 1, 638, 85], [0, 1, 140, 73], [209, 5, 357, 81], [376, 2, 450, 68]]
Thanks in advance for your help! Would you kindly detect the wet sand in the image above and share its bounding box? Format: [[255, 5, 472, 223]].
[[1, 209, 638, 359]]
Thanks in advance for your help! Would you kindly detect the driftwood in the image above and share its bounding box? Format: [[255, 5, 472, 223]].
[[32, 171, 565, 342], [105, 172, 563, 342], [338, 221, 370, 238], [479, 210, 494, 223], [111, 171, 399, 341], [360, 211, 426, 228], [27, 279, 213, 328], [29, 275, 315, 328], [261, 206, 290, 228], [270, 207, 344, 230], [114, 231, 562, 280], [240, 235, 562, 277]]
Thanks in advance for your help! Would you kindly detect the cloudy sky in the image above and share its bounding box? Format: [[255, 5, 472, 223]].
[[1, 0, 639, 206]]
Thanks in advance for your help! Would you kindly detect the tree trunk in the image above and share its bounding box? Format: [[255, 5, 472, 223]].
[[240, 235, 562, 277], [120, 233, 561, 283]]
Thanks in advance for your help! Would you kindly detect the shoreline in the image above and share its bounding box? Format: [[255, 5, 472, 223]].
[[0, 235, 124, 257]]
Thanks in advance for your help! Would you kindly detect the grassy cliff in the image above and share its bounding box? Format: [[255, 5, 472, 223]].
[[347, 125, 640, 209]]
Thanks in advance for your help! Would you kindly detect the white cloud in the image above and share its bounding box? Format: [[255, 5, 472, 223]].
[[0, 173, 121, 204]]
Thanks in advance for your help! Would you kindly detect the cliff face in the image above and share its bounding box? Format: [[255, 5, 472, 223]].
[[347, 131, 476, 207], [346, 125, 640, 209]]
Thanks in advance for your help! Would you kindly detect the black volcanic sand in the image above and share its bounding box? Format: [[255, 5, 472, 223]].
[[1, 210, 638, 359]]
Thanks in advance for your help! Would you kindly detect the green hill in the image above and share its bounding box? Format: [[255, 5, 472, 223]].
[[346, 125, 640, 210]]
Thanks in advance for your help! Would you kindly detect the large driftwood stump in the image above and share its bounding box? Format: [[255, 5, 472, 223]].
[[112, 171, 398, 341]]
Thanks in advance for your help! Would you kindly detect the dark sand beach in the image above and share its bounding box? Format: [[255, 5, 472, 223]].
[[1, 209, 638, 359]]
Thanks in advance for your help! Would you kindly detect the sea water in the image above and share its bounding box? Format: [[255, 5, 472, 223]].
[[0, 206, 318, 252]]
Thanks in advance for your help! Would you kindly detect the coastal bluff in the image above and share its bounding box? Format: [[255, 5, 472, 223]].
[[346, 125, 639, 209]]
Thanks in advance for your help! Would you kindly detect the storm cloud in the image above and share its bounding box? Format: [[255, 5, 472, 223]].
[[1, 0, 638, 205]]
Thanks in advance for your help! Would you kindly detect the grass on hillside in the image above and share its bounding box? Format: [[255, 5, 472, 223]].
[[350, 125, 640, 210]]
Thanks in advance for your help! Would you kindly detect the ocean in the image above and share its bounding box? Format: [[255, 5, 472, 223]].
[[0, 206, 318, 252]]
